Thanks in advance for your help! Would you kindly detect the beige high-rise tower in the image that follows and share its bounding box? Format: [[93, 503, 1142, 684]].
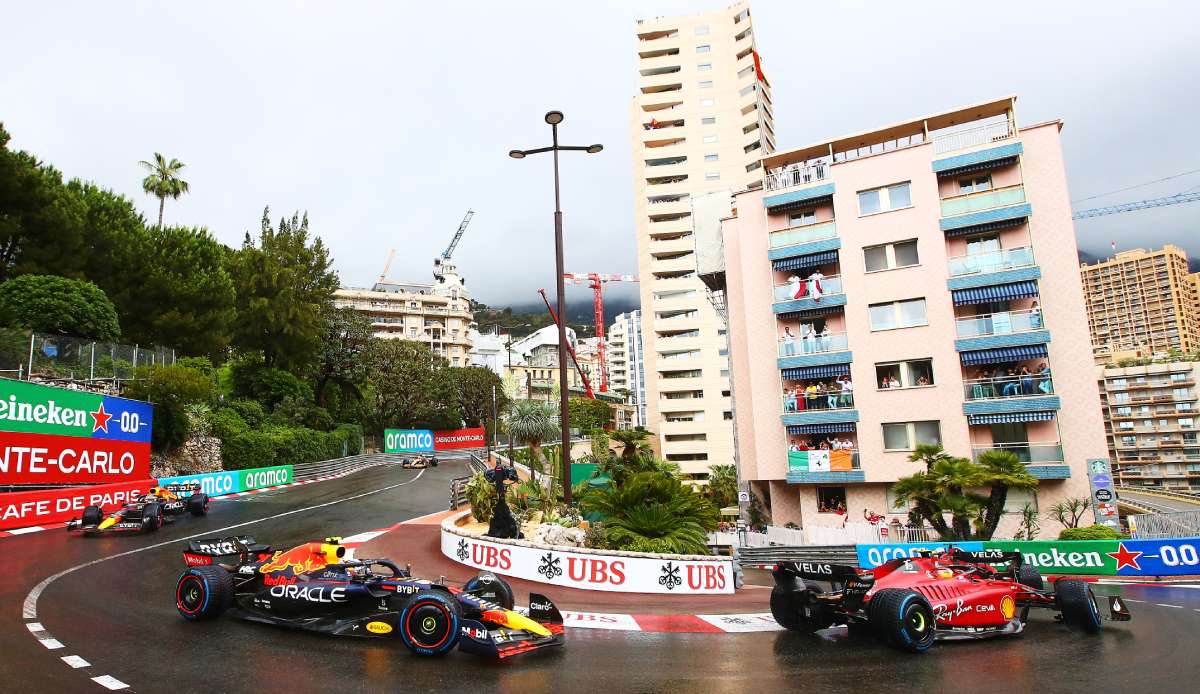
[[629, 2, 774, 479]]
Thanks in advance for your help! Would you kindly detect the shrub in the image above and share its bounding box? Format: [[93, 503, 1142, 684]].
[[225, 399, 265, 428], [175, 356, 214, 376], [230, 357, 312, 410], [211, 407, 248, 440], [184, 403, 212, 438], [0, 274, 120, 341], [123, 364, 213, 452], [220, 423, 363, 470], [1059, 524, 1126, 540], [583, 521, 613, 550], [506, 479, 544, 515], [581, 471, 719, 555], [465, 472, 496, 523]]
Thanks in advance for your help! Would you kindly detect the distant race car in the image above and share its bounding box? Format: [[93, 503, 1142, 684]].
[[770, 547, 1131, 653], [401, 454, 438, 469], [67, 484, 210, 535], [175, 535, 564, 658]]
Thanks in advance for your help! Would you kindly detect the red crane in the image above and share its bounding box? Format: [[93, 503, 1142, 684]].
[[562, 272, 639, 393]]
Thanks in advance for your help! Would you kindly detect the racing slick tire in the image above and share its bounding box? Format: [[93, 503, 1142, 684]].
[[770, 579, 832, 632], [141, 503, 163, 532], [176, 565, 234, 621], [464, 571, 515, 610], [1018, 563, 1044, 591], [1056, 579, 1103, 633], [869, 588, 937, 653], [399, 590, 463, 657], [187, 493, 210, 517], [81, 505, 104, 527]]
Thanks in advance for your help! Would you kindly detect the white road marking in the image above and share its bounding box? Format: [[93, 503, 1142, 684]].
[[1125, 599, 1146, 603], [26, 622, 44, 633], [91, 675, 129, 690], [39, 638, 64, 650], [62, 655, 90, 668], [1156, 603, 1184, 608], [9, 526, 46, 534]]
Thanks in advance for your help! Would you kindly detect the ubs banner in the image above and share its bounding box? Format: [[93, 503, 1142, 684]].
[[0, 380, 153, 485]]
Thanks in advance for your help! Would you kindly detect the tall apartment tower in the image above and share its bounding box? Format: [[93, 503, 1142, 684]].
[[1080, 245, 1200, 364], [608, 310, 647, 427], [719, 96, 1104, 536], [630, 2, 774, 478]]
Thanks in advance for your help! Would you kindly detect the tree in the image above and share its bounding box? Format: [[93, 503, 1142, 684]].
[[139, 153, 189, 228], [973, 450, 1039, 540], [228, 208, 339, 370], [123, 363, 213, 452], [1048, 497, 1090, 529], [909, 443, 952, 471], [0, 275, 120, 341], [364, 339, 458, 432], [569, 396, 613, 431], [706, 463, 739, 509], [313, 305, 372, 408], [507, 400, 559, 467], [926, 456, 985, 540], [447, 366, 510, 428], [610, 427, 653, 465]]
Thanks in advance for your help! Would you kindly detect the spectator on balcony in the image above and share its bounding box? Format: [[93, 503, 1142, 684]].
[[818, 439, 830, 450], [783, 386, 797, 412], [1020, 366, 1034, 395], [826, 380, 840, 410], [818, 324, 831, 352], [807, 269, 825, 303], [781, 326, 797, 356], [806, 382, 822, 410], [1036, 362, 1053, 393], [1002, 368, 1022, 396], [839, 375, 854, 407], [1029, 301, 1042, 329], [787, 274, 805, 301], [802, 323, 816, 354]]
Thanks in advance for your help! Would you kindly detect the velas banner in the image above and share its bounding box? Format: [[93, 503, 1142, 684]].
[[0, 379, 152, 443], [433, 427, 486, 451], [157, 464, 292, 497], [384, 429, 434, 453], [857, 538, 1200, 576], [0, 478, 154, 530], [0, 431, 150, 485]]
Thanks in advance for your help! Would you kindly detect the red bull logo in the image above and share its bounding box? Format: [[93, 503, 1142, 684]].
[[259, 542, 337, 575]]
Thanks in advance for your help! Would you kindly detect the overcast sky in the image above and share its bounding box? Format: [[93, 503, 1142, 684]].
[[3, 1, 1198, 308]]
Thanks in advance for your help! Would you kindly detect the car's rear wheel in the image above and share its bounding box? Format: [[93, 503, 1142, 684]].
[[176, 566, 233, 620], [399, 590, 462, 656], [141, 503, 162, 531], [1018, 563, 1044, 591], [1056, 579, 1102, 633], [187, 493, 209, 517], [464, 571, 515, 610], [770, 579, 832, 632], [81, 505, 104, 526], [869, 588, 937, 653]]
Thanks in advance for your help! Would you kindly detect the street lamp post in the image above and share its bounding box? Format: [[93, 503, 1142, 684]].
[[509, 111, 602, 505]]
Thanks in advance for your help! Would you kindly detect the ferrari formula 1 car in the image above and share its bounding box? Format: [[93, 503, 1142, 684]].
[[67, 483, 210, 535], [770, 547, 1131, 653], [175, 535, 564, 658]]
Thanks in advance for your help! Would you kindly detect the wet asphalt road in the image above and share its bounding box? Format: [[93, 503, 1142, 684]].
[[2, 461, 1199, 693]]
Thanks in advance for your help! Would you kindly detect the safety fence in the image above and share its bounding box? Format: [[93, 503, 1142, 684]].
[[0, 329, 174, 393], [1129, 510, 1200, 539]]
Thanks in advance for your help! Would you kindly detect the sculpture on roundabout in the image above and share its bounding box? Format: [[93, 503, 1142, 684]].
[[485, 462, 523, 539]]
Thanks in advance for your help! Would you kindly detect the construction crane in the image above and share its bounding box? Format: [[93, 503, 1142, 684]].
[[1072, 191, 1200, 219], [563, 272, 639, 393], [376, 249, 396, 284], [434, 209, 474, 279], [538, 289, 595, 399]]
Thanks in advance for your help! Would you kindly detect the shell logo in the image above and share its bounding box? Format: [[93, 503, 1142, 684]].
[[366, 621, 393, 634], [1000, 595, 1016, 620]]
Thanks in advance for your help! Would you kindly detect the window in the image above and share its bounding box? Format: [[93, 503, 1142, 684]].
[[958, 175, 992, 194], [694, 24, 710, 35], [705, 171, 720, 180], [886, 486, 911, 514], [868, 298, 927, 331], [698, 62, 712, 71], [1118, 421, 1134, 430], [875, 359, 934, 389], [1181, 418, 1195, 428], [882, 421, 941, 451], [858, 182, 912, 216], [1171, 372, 1188, 382], [701, 116, 716, 125], [704, 153, 719, 161], [700, 97, 715, 107], [698, 80, 713, 89], [817, 487, 847, 513], [724, 411, 733, 421], [666, 433, 707, 442], [666, 453, 708, 461], [696, 44, 711, 53], [702, 134, 718, 143], [864, 239, 919, 272], [409, 328, 418, 338], [789, 210, 816, 227]]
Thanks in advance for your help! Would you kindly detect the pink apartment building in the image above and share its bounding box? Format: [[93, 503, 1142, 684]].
[[714, 96, 1106, 536]]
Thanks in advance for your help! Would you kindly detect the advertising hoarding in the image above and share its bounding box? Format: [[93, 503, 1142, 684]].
[[433, 427, 486, 450], [857, 539, 1200, 576], [384, 429, 434, 453], [157, 465, 292, 497], [0, 479, 154, 530]]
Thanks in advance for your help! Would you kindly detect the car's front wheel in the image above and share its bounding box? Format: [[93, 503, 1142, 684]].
[[176, 566, 233, 621], [187, 493, 209, 517], [464, 571, 515, 610], [81, 505, 104, 526], [399, 590, 463, 656], [141, 503, 162, 531], [869, 588, 937, 653], [1056, 579, 1102, 633]]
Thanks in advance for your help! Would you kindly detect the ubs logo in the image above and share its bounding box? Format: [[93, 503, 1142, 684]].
[[538, 553, 562, 580], [659, 562, 682, 590]]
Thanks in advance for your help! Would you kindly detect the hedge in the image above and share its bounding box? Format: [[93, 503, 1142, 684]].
[[1058, 524, 1127, 540], [222, 423, 364, 470]]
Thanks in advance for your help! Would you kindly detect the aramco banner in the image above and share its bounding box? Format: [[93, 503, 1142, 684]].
[[0, 380, 152, 485], [384, 429, 434, 454], [857, 539, 1200, 576]]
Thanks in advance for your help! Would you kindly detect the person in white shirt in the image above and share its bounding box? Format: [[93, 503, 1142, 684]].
[[807, 270, 825, 302], [781, 326, 797, 356]]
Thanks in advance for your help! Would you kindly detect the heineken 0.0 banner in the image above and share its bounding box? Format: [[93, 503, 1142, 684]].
[[0, 380, 152, 485]]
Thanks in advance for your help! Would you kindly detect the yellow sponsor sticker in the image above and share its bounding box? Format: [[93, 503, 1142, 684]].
[[366, 621, 393, 634], [1000, 595, 1016, 620]]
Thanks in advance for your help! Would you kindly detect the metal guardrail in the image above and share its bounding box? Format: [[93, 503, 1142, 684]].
[[735, 545, 859, 567], [291, 453, 399, 482], [1116, 485, 1200, 504], [1129, 510, 1200, 539], [449, 476, 470, 510]]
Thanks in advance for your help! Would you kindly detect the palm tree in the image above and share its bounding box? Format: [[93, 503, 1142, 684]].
[[507, 400, 559, 469], [706, 463, 739, 508], [974, 450, 1038, 540], [610, 427, 653, 464], [890, 472, 952, 539], [139, 153, 189, 227], [908, 443, 952, 471], [927, 457, 985, 540]]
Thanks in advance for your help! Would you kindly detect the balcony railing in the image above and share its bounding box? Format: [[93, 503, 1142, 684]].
[[955, 309, 1045, 338], [763, 159, 832, 192], [963, 374, 1054, 401], [932, 119, 1017, 155], [785, 448, 861, 469], [971, 441, 1064, 464], [947, 246, 1036, 277], [774, 275, 844, 302], [940, 184, 1026, 218], [783, 391, 854, 412], [768, 220, 837, 249], [779, 331, 849, 356]]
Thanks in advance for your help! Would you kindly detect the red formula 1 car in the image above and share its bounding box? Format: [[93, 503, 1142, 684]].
[[770, 548, 1131, 653]]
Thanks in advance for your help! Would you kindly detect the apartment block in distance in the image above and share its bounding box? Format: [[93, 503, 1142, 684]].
[[1098, 361, 1200, 492], [608, 310, 648, 427], [1080, 245, 1200, 364], [630, 1, 774, 478], [718, 96, 1104, 535]]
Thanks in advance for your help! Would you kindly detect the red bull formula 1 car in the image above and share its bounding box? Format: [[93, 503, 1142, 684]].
[[770, 547, 1131, 653], [175, 535, 564, 658], [66, 483, 210, 535]]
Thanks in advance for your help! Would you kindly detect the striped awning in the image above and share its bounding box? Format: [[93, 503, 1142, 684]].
[[943, 216, 1026, 238], [773, 250, 838, 272], [952, 280, 1039, 306], [960, 344, 1048, 366], [778, 305, 845, 320], [967, 411, 1056, 425], [781, 363, 850, 380], [787, 422, 857, 435], [935, 156, 1019, 179]]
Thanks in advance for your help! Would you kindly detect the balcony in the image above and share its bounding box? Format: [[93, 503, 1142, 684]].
[[773, 275, 846, 315], [946, 247, 1041, 290], [955, 309, 1045, 340], [778, 332, 849, 358], [962, 374, 1060, 418], [786, 449, 864, 483], [941, 184, 1026, 217], [767, 220, 839, 260], [762, 162, 835, 207], [970, 442, 1069, 479], [939, 184, 1031, 235], [964, 374, 1054, 401], [931, 119, 1017, 156], [782, 404, 859, 428]]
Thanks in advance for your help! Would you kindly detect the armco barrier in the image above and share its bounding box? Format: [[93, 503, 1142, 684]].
[[441, 511, 735, 594], [857, 538, 1200, 576], [157, 464, 292, 497], [0, 478, 154, 530]]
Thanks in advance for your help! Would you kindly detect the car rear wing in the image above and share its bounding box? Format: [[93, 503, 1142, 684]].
[[949, 548, 1023, 567], [163, 482, 201, 496], [183, 536, 273, 568], [774, 560, 861, 582]]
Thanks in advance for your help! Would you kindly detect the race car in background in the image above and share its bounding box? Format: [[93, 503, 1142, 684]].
[[67, 484, 210, 535], [770, 547, 1131, 653], [175, 535, 564, 658], [401, 454, 438, 469]]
